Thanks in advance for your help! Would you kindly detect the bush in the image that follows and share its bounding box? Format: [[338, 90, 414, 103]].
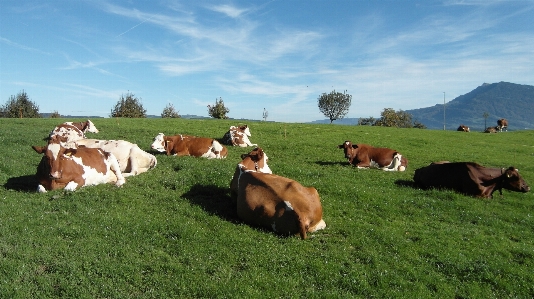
[[161, 104, 181, 118], [207, 97, 229, 119], [1, 90, 40, 118], [110, 92, 147, 118]]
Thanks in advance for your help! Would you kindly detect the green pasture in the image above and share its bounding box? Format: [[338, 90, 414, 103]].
[[1, 118, 533, 298]]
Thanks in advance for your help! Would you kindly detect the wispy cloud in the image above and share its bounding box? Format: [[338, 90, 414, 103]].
[[207, 4, 249, 18], [0, 37, 50, 55]]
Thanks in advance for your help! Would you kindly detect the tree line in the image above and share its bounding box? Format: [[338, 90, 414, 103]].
[[2, 89, 425, 128]]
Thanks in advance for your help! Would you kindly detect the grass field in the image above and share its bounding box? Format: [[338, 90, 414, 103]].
[[1, 118, 533, 298]]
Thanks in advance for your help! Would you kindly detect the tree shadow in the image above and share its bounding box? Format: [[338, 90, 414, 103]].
[[4, 175, 38, 192], [182, 184, 239, 223]]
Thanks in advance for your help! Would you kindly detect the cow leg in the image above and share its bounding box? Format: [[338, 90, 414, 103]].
[[64, 181, 79, 191], [108, 154, 126, 187], [37, 184, 47, 193]]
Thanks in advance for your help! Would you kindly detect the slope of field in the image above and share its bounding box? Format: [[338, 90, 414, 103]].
[[1, 118, 533, 298]]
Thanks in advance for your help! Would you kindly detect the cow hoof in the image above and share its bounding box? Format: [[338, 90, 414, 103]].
[[37, 185, 47, 193], [116, 179, 126, 187]]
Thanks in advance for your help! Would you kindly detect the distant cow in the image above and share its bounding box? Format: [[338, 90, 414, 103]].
[[413, 161, 530, 198], [222, 125, 257, 147], [32, 135, 125, 192], [68, 139, 157, 177], [49, 119, 99, 143], [497, 118, 508, 132], [484, 126, 499, 133], [338, 141, 407, 171], [151, 133, 227, 159], [457, 125, 470, 132], [230, 147, 326, 239]]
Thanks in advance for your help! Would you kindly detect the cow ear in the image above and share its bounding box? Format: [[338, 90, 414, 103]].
[[32, 145, 45, 154], [352, 144, 358, 149], [337, 144, 344, 149]]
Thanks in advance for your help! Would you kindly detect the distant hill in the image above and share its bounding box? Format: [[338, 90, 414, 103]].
[[406, 82, 534, 131]]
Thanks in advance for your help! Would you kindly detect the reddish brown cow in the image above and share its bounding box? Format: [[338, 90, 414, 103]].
[[32, 135, 125, 192], [222, 125, 257, 147], [338, 141, 407, 171], [457, 125, 470, 132], [230, 147, 272, 198], [413, 162, 530, 198], [151, 133, 227, 159], [49, 119, 99, 143], [497, 118, 508, 132], [230, 147, 326, 239]]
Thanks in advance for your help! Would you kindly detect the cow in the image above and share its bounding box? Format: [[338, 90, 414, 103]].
[[230, 147, 272, 198], [457, 125, 470, 132], [230, 147, 326, 239], [497, 118, 508, 132], [222, 125, 258, 147], [151, 133, 227, 159], [67, 139, 157, 177], [32, 135, 125, 192], [49, 119, 99, 143], [413, 161, 530, 198], [484, 126, 499, 133], [338, 141, 407, 171]]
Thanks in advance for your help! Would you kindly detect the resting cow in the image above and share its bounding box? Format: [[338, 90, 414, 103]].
[[32, 135, 125, 192], [230, 147, 272, 198], [68, 139, 157, 177], [338, 141, 407, 171], [230, 148, 325, 239], [151, 133, 227, 159], [413, 162, 530, 198], [457, 125, 470, 132], [497, 118, 508, 132], [222, 125, 257, 147], [49, 119, 99, 143], [484, 126, 499, 133]]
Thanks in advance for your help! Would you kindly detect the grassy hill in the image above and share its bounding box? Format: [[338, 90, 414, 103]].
[[406, 82, 534, 131], [1, 118, 533, 298]]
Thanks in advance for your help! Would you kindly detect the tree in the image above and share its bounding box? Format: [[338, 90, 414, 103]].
[[358, 108, 426, 129], [317, 90, 351, 124], [207, 97, 229, 119], [1, 90, 40, 118], [161, 103, 181, 118], [110, 92, 147, 118], [50, 111, 61, 118]]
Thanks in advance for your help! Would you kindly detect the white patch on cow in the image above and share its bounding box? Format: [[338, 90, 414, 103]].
[[65, 181, 78, 191], [48, 143, 61, 160], [309, 219, 327, 232], [151, 133, 166, 152], [259, 153, 272, 174], [86, 120, 99, 133], [369, 160, 380, 169], [243, 126, 252, 137], [284, 201, 294, 211], [211, 140, 224, 159], [382, 153, 402, 171], [37, 184, 47, 193]]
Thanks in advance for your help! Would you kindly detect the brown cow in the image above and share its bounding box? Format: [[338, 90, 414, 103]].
[[230, 147, 326, 239], [151, 133, 227, 159], [484, 126, 499, 133], [413, 162, 530, 198], [222, 125, 258, 147], [457, 125, 470, 132], [338, 141, 407, 171], [497, 118, 508, 132], [230, 147, 272, 198], [49, 119, 99, 143], [32, 135, 125, 192]]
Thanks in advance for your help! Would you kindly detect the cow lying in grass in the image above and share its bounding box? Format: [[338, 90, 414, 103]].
[[338, 141, 407, 171], [49, 119, 99, 143], [32, 135, 125, 192], [230, 147, 326, 239], [151, 133, 227, 159]]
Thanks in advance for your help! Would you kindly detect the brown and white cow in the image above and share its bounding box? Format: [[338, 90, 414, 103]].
[[49, 119, 99, 143], [338, 141, 407, 171], [151, 133, 227, 159], [32, 135, 125, 192], [413, 161, 530, 198], [457, 125, 470, 132], [230, 147, 272, 197], [484, 126, 499, 133], [230, 148, 326, 239], [497, 118, 508, 132], [68, 139, 157, 177], [222, 125, 257, 147]]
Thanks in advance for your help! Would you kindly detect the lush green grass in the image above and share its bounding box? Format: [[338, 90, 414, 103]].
[[1, 118, 533, 298]]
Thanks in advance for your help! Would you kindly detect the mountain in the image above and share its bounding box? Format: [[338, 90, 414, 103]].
[[406, 82, 534, 131]]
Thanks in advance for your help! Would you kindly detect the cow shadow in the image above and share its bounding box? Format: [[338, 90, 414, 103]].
[[182, 184, 239, 223], [4, 175, 38, 192], [394, 179, 418, 189], [315, 161, 347, 167]]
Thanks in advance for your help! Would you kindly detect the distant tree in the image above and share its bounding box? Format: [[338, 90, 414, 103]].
[[1, 90, 41, 118], [110, 92, 147, 118], [207, 97, 229, 119], [50, 110, 61, 118], [358, 108, 425, 128], [161, 103, 181, 118], [317, 90, 352, 124]]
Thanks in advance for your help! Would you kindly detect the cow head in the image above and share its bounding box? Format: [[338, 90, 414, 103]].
[[32, 135, 77, 179], [238, 125, 251, 137], [84, 120, 99, 133], [501, 167, 530, 193], [338, 141, 358, 162], [239, 147, 272, 174], [151, 133, 166, 152]]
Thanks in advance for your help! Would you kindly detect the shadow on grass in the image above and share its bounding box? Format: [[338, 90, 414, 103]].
[[182, 184, 239, 223], [394, 179, 418, 189], [4, 175, 38, 192], [315, 161, 347, 167]]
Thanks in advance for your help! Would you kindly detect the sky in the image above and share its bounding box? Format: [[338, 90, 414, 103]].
[[1, 0, 533, 123]]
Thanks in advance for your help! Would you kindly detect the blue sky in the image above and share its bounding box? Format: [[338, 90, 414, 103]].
[[1, 0, 533, 122]]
